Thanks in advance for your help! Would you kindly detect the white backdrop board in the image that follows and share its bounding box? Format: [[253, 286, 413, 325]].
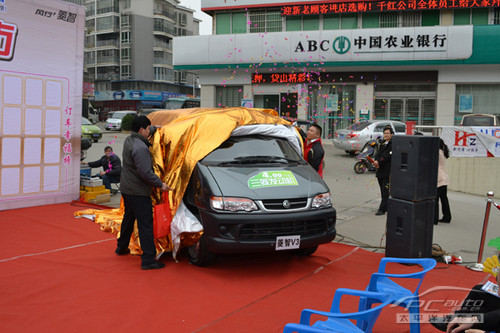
[[0, 0, 85, 210]]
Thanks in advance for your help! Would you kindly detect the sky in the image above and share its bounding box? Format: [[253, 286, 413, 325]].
[[179, 0, 213, 35]]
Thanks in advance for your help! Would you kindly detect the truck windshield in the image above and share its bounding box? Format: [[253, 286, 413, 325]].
[[202, 136, 303, 165]]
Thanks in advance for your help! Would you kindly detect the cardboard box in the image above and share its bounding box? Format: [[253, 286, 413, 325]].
[[89, 192, 111, 204], [80, 185, 106, 192], [80, 177, 103, 187], [81, 189, 110, 203]]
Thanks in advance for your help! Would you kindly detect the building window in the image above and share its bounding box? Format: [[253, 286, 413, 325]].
[[154, 51, 171, 64], [341, 14, 358, 29], [288, 14, 355, 31], [121, 65, 131, 79], [232, 12, 247, 33], [175, 71, 187, 84], [96, 16, 119, 31], [380, 12, 421, 27], [154, 67, 174, 82], [494, 8, 500, 24], [96, 0, 119, 15], [454, 9, 471, 25], [154, 18, 174, 34], [362, 13, 379, 29], [303, 15, 320, 30], [179, 13, 187, 26], [286, 16, 302, 31], [472, 8, 489, 24], [86, 2, 95, 17], [121, 15, 130, 27], [96, 49, 119, 64], [121, 31, 130, 44], [120, 48, 130, 61], [454, 84, 500, 125], [216, 12, 249, 34], [84, 51, 96, 66], [421, 10, 440, 26], [216, 86, 243, 107], [216, 12, 231, 34], [323, 14, 340, 30], [401, 11, 421, 27], [248, 10, 282, 33]]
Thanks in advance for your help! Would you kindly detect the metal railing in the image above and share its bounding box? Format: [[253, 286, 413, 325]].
[[467, 191, 500, 271]]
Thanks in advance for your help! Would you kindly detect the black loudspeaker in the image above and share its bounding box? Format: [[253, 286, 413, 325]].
[[385, 198, 434, 258], [390, 135, 439, 201]]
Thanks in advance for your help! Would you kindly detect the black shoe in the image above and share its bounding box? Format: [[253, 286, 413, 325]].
[[439, 218, 451, 223], [141, 261, 165, 270], [375, 210, 385, 216], [115, 247, 130, 255], [429, 315, 453, 332]]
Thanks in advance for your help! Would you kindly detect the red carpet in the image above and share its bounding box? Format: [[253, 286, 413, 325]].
[[0, 203, 489, 333]]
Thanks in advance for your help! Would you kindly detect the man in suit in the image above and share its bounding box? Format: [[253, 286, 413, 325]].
[[373, 125, 394, 215]]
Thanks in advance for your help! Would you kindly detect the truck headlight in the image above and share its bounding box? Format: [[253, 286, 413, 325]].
[[312, 192, 332, 208], [210, 196, 258, 212]]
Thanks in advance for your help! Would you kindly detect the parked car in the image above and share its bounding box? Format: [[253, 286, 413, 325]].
[[99, 110, 114, 122], [184, 134, 337, 266], [333, 120, 406, 155], [460, 114, 500, 126], [105, 110, 137, 131], [81, 117, 102, 142]]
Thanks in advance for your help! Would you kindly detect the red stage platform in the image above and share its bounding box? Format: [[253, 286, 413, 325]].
[[0, 203, 489, 333]]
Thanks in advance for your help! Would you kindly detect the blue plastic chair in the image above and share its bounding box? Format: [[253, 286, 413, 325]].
[[359, 257, 437, 333], [283, 288, 392, 333]]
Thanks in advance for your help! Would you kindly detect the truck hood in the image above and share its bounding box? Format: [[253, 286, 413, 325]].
[[205, 164, 329, 199]]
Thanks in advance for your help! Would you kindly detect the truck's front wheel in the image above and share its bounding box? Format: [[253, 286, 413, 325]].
[[187, 235, 216, 267]]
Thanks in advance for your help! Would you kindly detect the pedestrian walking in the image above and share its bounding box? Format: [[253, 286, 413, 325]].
[[116, 115, 170, 270], [435, 138, 452, 224]]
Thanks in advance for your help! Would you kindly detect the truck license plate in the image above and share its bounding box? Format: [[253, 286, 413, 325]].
[[275, 235, 300, 251]]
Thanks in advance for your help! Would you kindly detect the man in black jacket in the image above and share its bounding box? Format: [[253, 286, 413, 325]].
[[373, 125, 393, 216], [83, 146, 121, 190], [116, 115, 170, 270]]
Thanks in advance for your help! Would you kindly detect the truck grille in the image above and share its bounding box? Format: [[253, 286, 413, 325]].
[[261, 198, 307, 210], [239, 219, 326, 241]]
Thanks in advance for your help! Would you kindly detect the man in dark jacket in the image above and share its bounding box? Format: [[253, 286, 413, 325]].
[[304, 123, 325, 177], [373, 125, 393, 215], [83, 146, 121, 190], [116, 115, 169, 270]]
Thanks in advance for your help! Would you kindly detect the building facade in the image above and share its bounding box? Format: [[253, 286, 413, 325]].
[[173, 0, 500, 139], [79, 0, 200, 111]]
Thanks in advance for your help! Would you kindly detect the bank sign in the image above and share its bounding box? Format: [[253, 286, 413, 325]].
[[292, 25, 472, 61], [174, 25, 472, 66]]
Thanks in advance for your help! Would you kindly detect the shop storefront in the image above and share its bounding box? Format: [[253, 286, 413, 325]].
[[174, 3, 500, 140]]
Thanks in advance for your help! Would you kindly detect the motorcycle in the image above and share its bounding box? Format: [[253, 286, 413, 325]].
[[353, 139, 379, 174]]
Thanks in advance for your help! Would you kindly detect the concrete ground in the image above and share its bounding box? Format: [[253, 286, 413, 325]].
[[85, 126, 500, 265]]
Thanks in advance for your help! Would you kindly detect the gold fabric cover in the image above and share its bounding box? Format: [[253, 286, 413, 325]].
[[75, 107, 292, 255]]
